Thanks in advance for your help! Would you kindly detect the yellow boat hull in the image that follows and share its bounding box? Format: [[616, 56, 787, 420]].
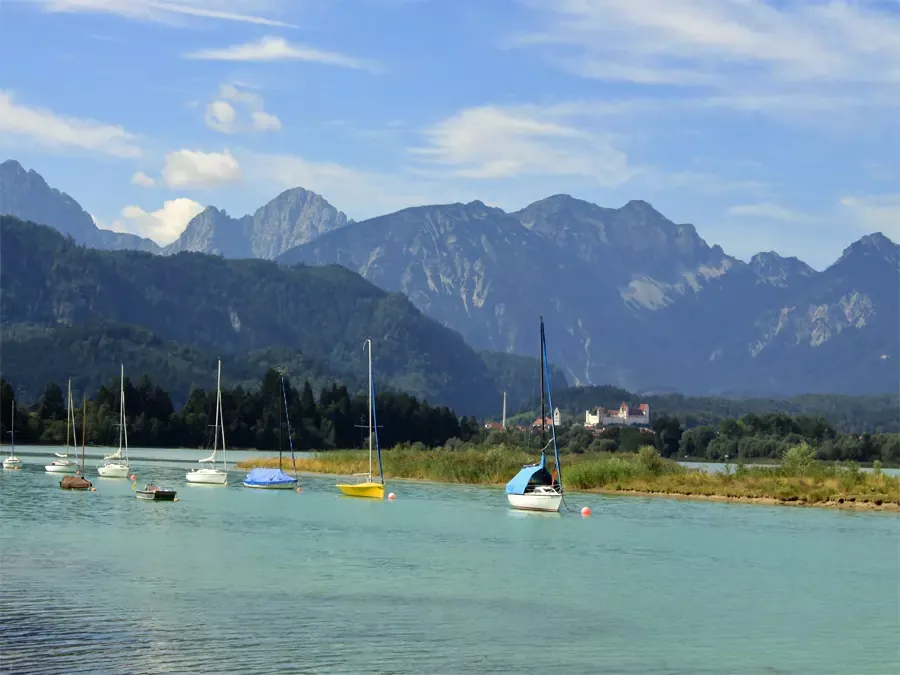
[[336, 481, 385, 499]]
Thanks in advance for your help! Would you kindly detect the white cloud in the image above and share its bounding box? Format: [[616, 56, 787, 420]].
[[727, 202, 809, 222], [0, 90, 141, 158], [35, 0, 296, 28], [252, 110, 282, 132], [204, 100, 238, 134], [103, 198, 205, 245], [131, 171, 156, 187], [184, 36, 379, 72], [162, 148, 241, 188], [410, 105, 632, 186], [203, 84, 281, 134], [840, 195, 900, 240]]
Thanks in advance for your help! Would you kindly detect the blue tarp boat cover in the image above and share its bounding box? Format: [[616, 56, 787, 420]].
[[243, 468, 297, 486], [505, 452, 549, 495]]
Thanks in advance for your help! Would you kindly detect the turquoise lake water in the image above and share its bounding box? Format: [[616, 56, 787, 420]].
[[1, 450, 898, 674]]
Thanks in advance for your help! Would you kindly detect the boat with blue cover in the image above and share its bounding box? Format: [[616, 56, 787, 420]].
[[506, 317, 564, 513], [242, 468, 298, 490], [242, 374, 299, 490]]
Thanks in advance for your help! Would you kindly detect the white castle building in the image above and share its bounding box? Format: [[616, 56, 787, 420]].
[[584, 402, 650, 429]]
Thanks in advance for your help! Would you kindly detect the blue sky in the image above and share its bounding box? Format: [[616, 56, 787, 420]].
[[1, 0, 898, 268]]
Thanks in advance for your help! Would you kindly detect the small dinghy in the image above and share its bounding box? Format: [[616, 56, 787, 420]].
[[60, 475, 93, 490], [135, 481, 177, 501]]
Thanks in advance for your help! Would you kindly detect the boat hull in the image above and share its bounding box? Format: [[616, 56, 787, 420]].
[[186, 469, 227, 485], [507, 492, 563, 512], [337, 481, 385, 499], [242, 481, 296, 490], [97, 463, 130, 478], [3, 458, 22, 470], [136, 490, 177, 501], [45, 462, 78, 474]]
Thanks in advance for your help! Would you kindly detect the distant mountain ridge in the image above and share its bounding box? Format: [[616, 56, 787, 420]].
[[163, 187, 351, 259], [3, 158, 896, 398], [0, 159, 160, 252]]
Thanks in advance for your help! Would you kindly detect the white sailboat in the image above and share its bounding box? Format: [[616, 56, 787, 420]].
[[506, 317, 564, 513], [45, 379, 80, 474], [3, 399, 22, 470], [97, 365, 131, 478], [186, 360, 228, 485]]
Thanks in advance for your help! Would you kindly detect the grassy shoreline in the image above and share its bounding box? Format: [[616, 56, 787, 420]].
[[237, 445, 900, 512]]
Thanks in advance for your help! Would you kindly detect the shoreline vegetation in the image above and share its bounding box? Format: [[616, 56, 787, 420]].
[[237, 443, 900, 513]]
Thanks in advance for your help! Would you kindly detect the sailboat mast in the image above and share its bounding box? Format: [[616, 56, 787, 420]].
[[541, 318, 563, 494], [66, 378, 72, 454], [10, 399, 14, 455], [367, 339, 373, 480], [81, 394, 86, 475], [118, 366, 124, 453], [214, 360, 221, 454], [540, 321, 546, 445], [217, 360, 227, 470], [278, 377, 283, 471], [502, 391, 507, 429]]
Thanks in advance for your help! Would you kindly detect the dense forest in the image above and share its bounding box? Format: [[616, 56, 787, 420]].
[[0, 372, 479, 451], [0, 216, 559, 417], [539, 385, 900, 434], [3, 372, 898, 463]]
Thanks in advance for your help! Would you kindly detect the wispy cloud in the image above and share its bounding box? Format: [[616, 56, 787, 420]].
[[410, 105, 633, 186], [35, 0, 296, 28], [131, 171, 156, 187], [184, 36, 379, 72], [161, 148, 241, 188], [727, 202, 809, 222], [840, 194, 900, 240], [516, 0, 900, 87], [0, 90, 141, 158], [247, 152, 434, 219]]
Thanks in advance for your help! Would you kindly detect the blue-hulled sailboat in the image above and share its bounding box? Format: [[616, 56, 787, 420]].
[[506, 317, 564, 512], [243, 374, 299, 490]]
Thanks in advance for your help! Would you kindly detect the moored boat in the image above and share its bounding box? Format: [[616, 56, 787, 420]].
[[242, 468, 297, 489], [97, 365, 130, 478], [61, 395, 93, 491], [45, 379, 79, 474], [506, 317, 564, 513], [135, 481, 177, 501], [336, 339, 385, 500], [186, 360, 228, 486]]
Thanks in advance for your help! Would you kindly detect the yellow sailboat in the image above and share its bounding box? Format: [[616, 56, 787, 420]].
[[337, 339, 385, 499]]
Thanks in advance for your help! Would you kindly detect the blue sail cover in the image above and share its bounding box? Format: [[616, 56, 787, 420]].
[[243, 468, 297, 486], [505, 452, 547, 495]]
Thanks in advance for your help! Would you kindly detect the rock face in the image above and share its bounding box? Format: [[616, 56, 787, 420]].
[[0, 159, 160, 252], [163, 188, 350, 259], [279, 195, 899, 397]]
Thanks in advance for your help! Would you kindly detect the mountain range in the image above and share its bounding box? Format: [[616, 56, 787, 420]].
[[2, 158, 897, 400]]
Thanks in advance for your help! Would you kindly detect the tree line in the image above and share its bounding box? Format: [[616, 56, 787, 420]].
[[476, 411, 900, 464], [0, 370, 480, 451]]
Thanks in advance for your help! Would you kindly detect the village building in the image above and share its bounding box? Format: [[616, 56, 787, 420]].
[[584, 402, 650, 429]]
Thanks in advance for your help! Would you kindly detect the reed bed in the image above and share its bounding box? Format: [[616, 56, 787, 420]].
[[237, 444, 900, 510]]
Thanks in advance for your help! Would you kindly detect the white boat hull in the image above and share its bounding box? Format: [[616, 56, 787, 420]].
[[3, 457, 22, 469], [242, 481, 296, 490], [45, 462, 78, 474], [186, 469, 228, 485], [97, 463, 130, 478], [507, 492, 563, 512]]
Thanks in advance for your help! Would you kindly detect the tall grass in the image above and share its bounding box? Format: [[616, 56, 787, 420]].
[[237, 443, 900, 507]]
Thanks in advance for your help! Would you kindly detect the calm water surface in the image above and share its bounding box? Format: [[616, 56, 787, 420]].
[[1, 455, 898, 674]]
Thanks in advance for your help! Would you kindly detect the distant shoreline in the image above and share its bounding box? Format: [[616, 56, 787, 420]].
[[236, 447, 900, 513]]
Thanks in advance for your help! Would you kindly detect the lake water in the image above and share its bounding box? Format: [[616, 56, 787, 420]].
[[1, 449, 898, 674]]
